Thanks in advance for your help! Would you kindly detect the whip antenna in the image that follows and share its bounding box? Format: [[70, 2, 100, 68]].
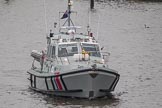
[[43, 0, 48, 35], [96, 13, 100, 40], [87, 8, 91, 35]]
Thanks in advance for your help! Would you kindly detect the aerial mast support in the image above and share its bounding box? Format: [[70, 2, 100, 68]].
[[90, 0, 94, 9]]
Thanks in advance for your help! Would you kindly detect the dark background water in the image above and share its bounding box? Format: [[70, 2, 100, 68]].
[[0, 0, 162, 108]]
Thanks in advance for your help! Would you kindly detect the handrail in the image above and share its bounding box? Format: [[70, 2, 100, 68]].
[[59, 57, 63, 64]]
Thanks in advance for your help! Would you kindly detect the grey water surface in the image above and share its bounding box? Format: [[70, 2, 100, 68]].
[[0, 0, 162, 108]]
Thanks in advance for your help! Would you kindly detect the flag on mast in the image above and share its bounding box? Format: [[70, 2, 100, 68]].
[[61, 10, 68, 19]]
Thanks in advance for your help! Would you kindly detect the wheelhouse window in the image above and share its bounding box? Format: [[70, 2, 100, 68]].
[[82, 43, 101, 57], [58, 43, 78, 57]]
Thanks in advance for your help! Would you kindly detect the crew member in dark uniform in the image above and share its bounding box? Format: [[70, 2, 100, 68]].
[[50, 29, 54, 37]]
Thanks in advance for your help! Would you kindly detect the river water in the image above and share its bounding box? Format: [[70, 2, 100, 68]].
[[0, 0, 162, 108]]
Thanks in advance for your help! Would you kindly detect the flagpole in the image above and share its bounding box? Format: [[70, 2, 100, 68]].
[[68, 0, 71, 27]]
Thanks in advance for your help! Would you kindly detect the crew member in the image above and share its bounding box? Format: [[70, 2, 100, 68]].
[[40, 51, 45, 71]]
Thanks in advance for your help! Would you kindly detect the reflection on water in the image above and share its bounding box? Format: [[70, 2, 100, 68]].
[[4, 0, 12, 4], [43, 95, 119, 107], [0, 0, 162, 108]]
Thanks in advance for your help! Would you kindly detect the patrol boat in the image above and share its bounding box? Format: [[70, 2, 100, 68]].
[[27, 0, 120, 99]]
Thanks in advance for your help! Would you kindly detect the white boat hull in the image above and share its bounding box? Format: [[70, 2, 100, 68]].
[[27, 68, 119, 99]]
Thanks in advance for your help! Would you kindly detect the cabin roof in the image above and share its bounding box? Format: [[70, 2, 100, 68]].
[[48, 32, 96, 44], [52, 32, 90, 39]]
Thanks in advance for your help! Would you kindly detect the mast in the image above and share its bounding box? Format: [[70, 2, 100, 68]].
[[68, 0, 71, 27]]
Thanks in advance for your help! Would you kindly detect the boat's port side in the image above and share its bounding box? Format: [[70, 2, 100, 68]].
[[27, 72, 83, 93]]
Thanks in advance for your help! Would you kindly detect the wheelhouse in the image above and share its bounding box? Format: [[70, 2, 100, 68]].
[[46, 41, 102, 59]]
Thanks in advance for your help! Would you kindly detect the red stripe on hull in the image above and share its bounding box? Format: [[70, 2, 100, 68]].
[[55, 72, 63, 90]]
